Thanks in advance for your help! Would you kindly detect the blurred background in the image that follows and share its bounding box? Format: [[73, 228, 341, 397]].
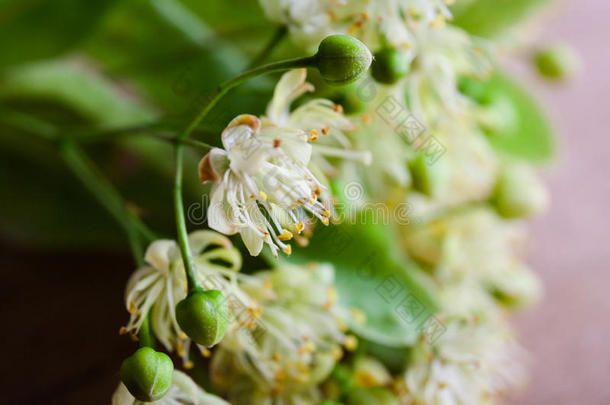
[[1, 0, 608, 404]]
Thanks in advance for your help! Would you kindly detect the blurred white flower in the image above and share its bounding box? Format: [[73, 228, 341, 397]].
[[210, 263, 349, 405], [122, 231, 263, 367], [402, 318, 527, 405], [112, 370, 230, 405]]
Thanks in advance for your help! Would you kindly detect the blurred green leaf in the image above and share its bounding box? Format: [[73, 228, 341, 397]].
[[1, 58, 156, 128], [451, 0, 549, 38], [0, 0, 118, 68], [282, 215, 438, 347], [460, 73, 555, 164]]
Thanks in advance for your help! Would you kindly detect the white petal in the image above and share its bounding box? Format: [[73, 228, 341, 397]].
[[188, 230, 233, 255], [266, 68, 313, 125], [208, 183, 239, 235], [240, 227, 264, 256], [144, 240, 178, 273]]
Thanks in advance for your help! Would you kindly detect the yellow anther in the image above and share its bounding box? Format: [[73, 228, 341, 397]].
[[350, 307, 367, 324], [282, 245, 292, 255], [272, 352, 281, 361], [323, 286, 337, 309], [279, 229, 293, 241], [273, 138, 282, 148], [333, 104, 344, 113], [309, 130, 319, 142], [322, 126, 330, 135], [294, 221, 305, 234], [184, 360, 194, 369], [430, 15, 445, 28], [331, 345, 344, 360], [321, 217, 329, 226], [344, 335, 358, 351], [259, 191, 268, 201], [200, 347, 211, 357], [298, 341, 316, 355], [178, 332, 188, 340], [128, 301, 137, 315], [335, 317, 348, 332], [119, 326, 128, 335], [314, 186, 322, 196]]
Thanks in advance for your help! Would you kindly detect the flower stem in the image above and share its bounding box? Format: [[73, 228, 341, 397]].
[[247, 25, 287, 69], [173, 55, 317, 292], [59, 140, 150, 266]]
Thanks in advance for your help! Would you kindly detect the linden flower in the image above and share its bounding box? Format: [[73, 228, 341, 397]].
[[199, 113, 333, 258], [264, 69, 372, 175], [258, 0, 454, 50], [210, 263, 350, 405], [112, 370, 229, 405], [122, 231, 266, 367], [402, 322, 527, 405]]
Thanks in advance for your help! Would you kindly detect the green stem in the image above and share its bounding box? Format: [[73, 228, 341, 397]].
[[177, 55, 317, 143], [59, 140, 149, 266], [173, 55, 317, 292], [247, 25, 287, 69], [138, 314, 155, 348]]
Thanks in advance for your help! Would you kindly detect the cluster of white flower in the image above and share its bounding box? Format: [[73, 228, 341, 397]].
[[114, 0, 551, 402], [117, 231, 350, 404], [200, 69, 370, 257], [251, 0, 548, 404]]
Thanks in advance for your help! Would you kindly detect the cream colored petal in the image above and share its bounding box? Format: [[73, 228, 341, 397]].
[[188, 230, 233, 255], [266, 68, 313, 125], [208, 183, 239, 235], [143, 240, 178, 274]]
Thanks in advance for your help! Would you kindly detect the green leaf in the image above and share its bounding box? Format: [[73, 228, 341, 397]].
[[0, 58, 201, 247], [1, 58, 156, 128], [281, 214, 439, 347], [459, 73, 555, 164], [451, 0, 549, 38], [0, 0, 118, 68]]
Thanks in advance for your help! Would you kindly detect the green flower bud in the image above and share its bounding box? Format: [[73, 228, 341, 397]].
[[316, 35, 372, 86], [346, 387, 398, 405], [408, 154, 449, 198], [371, 47, 410, 84], [492, 165, 549, 219], [534, 44, 579, 80], [119, 347, 173, 402], [335, 85, 366, 115], [176, 288, 229, 347]]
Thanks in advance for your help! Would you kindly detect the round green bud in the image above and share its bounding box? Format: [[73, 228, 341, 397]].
[[316, 35, 372, 86], [346, 387, 398, 405], [334, 84, 366, 115], [176, 288, 229, 347], [492, 165, 549, 219], [119, 347, 173, 402], [534, 44, 579, 80], [408, 154, 449, 198], [371, 47, 410, 84]]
